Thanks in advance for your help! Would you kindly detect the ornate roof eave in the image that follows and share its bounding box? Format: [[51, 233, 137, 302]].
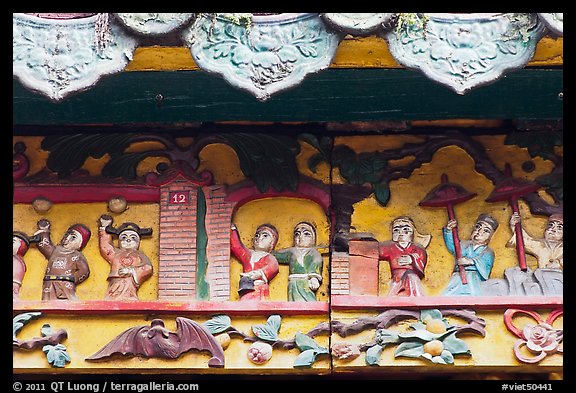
[[13, 13, 563, 102]]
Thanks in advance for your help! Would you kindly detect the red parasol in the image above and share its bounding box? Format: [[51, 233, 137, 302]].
[[420, 174, 477, 284], [485, 163, 541, 271]]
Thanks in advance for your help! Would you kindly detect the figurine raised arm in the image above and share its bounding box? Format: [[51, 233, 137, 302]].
[[98, 214, 154, 301], [442, 213, 498, 296], [230, 223, 280, 301], [273, 222, 323, 301], [378, 216, 431, 297], [507, 212, 563, 270], [34, 219, 91, 301]]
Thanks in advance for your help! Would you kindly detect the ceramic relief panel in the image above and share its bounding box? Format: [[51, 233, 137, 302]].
[[13, 13, 138, 101], [182, 13, 344, 100], [383, 13, 546, 94]]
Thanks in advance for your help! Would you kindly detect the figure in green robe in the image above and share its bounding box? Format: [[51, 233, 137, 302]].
[[273, 222, 323, 301]]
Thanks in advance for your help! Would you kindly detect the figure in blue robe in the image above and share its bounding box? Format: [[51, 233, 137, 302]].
[[442, 213, 498, 296]]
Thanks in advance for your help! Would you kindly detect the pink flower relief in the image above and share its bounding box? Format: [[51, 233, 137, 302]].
[[523, 323, 561, 354], [331, 342, 360, 361], [247, 341, 273, 364]]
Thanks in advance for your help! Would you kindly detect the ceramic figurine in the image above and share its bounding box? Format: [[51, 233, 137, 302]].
[[13, 231, 38, 300], [274, 222, 323, 301], [34, 219, 91, 301], [230, 223, 280, 300], [442, 214, 498, 296], [378, 216, 431, 297], [98, 215, 154, 301], [508, 213, 563, 270]]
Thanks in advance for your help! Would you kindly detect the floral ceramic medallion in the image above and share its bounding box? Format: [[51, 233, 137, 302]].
[[13, 13, 138, 101], [537, 13, 563, 36], [113, 13, 195, 35], [321, 13, 395, 35], [183, 13, 344, 101], [383, 13, 545, 94]]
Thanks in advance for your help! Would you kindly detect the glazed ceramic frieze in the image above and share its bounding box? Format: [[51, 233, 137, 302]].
[[383, 13, 545, 94], [538, 13, 563, 36], [13, 13, 138, 101], [113, 13, 195, 35], [183, 13, 343, 100]]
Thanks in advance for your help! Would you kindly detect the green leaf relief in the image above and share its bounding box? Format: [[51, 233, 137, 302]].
[[295, 332, 321, 352], [442, 332, 471, 356], [394, 341, 425, 358], [203, 315, 232, 335], [294, 349, 317, 368], [266, 315, 282, 333], [40, 323, 53, 337], [365, 344, 384, 366], [42, 344, 71, 368], [420, 309, 443, 322], [252, 324, 279, 342]]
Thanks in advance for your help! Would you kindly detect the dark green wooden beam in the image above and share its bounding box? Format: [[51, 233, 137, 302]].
[[13, 68, 563, 126]]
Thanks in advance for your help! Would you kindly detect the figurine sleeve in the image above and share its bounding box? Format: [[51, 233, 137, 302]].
[[230, 227, 250, 263], [35, 230, 55, 259], [442, 228, 456, 255], [98, 227, 116, 262], [133, 252, 153, 287], [273, 248, 293, 265], [74, 253, 90, 284], [260, 254, 280, 282], [410, 247, 427, 278]]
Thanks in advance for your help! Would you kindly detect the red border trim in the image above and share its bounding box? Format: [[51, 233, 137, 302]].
[[331, 295, 563, 310], [226, 180, 331, 213], [13, 300, 330, 316], [13, 184, 160, 203]]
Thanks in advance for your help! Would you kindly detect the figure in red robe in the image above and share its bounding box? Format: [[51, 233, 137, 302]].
[[13, 231, 37, 300], [378, 216, 431, 297], [230, 223, 280, 301]]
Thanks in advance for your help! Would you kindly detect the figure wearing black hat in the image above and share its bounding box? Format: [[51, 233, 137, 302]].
[[13, 231, 39, 300], [442, 213, 499, 296], [98, 215, 153, 300]]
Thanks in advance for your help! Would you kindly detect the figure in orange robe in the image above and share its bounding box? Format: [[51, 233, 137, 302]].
[[98, 215, 153, 301]]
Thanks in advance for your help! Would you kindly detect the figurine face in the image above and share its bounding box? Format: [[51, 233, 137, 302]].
[[61, 229, 83, 250], [253, 227, 276, 252], [471, 221, 494, 245], [392, 220, 414, 243], [13, 236, 22, 255], [119, 229, 140, 250], [545, 219, 563, 242], [294, 223, 316, 248]]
